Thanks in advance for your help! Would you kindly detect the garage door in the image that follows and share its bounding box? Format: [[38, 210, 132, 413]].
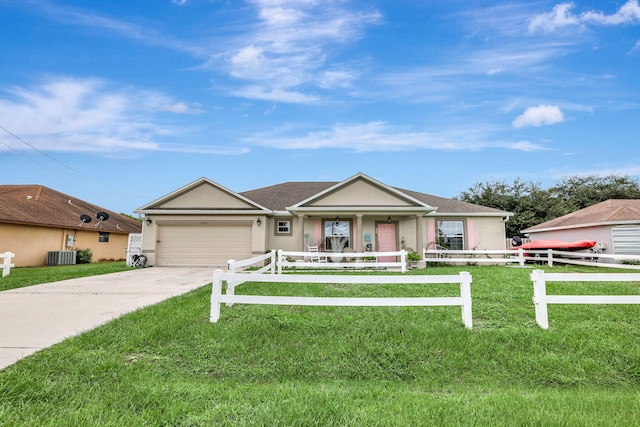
[[156, 222, 252, 267]]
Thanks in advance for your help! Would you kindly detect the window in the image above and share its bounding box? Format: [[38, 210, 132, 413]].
[[437, 220, 464, 250], [99, 232, 110, 243], [324, 219, 350, 251], [276, 220, 291, 234]]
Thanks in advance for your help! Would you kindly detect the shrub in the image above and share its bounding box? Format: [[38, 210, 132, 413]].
[[76, 248, 93, 264], [407, 251, 421, 261]]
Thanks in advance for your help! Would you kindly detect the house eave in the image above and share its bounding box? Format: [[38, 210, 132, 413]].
[[426, 212, 512, 218], [524, 219, 640, 234], [286, 206, 436, 215], [134, 209, 271, 215]]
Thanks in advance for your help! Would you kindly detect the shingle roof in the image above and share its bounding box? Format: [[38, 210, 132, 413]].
[[523, 199, 640, 232], [240, 181, 507, 215], [0, 185, 142, 234]]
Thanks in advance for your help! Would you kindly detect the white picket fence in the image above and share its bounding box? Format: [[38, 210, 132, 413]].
[[210, 269, 473, 329], [531, 269, 640, 329], [277, 249, 408, 273], [423, 248, 640, 269], [1, 252, 15, 278], [423, 248, 527, 266]]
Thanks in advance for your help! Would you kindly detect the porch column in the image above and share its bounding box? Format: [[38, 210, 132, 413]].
[[416, 214, 424, 252], [356, 214, 363, 252], [298, 214, 305, 251]]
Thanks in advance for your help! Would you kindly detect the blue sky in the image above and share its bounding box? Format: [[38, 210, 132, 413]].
[[1, 0, 639, 215]]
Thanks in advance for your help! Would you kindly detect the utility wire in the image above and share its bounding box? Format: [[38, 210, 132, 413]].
[[0, 124, 150, 200], [0, 137, 60, 173]]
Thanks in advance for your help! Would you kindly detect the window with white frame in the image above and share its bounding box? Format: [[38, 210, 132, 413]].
[[276, 219, 291, 235], [437, 220, 464, 250], [324, 219, 350, 251]]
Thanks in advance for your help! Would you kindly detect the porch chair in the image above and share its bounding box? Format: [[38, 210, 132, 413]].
[[308, 245, 328, 263]]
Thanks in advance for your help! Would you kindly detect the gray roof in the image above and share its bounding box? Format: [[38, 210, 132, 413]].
[[240, 181, 507, 215], [524, 199, 640, 232]]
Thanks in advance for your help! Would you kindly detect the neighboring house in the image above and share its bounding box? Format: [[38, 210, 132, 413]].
[[134, 173, 511, 267], [522, 199, 640, 255], [0, 185, 142, 267]]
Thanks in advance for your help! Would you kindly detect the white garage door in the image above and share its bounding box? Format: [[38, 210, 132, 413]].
[[156, 222, 252, 267]]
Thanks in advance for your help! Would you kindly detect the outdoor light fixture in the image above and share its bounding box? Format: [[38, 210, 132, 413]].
[[387, 216, 392, 224], [335, 216, 339, 223], [257, 218, 262, 227], [146, 218, 152, 225]]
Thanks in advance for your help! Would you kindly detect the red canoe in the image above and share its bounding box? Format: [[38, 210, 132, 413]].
[[511, 239, 596, 251]]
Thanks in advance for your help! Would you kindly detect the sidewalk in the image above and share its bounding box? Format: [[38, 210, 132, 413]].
[[0, 267, 212, 370]]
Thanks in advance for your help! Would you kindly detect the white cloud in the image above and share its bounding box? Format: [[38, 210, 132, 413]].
[[231, 85, 321, 103], [529, 3, 580, 33], [243, 121, 548, 153], [220, 1, 381, 102], [0, 77, 211, 154], [582, 0, 640, 25], [529, 1, 640, 33], [512, 105, 565, 128]]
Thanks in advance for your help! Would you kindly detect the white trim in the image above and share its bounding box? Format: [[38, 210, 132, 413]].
[[134, 177, 271, 213], [286, 172, 435, 212]]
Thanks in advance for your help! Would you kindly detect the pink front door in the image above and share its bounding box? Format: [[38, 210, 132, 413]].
[[377, 223, 397, 262]]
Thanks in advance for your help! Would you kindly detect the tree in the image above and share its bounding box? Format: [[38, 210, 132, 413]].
[[456, 178, 554, 238], [549, 175, 640, 211], [457, 174, 640, 239]]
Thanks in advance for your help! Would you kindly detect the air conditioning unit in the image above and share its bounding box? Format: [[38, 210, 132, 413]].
[[47, 250, 77, 265]]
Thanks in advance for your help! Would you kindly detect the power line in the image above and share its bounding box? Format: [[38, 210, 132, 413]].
[[0, 137, 60, 173], [0, 124, 151, 200]]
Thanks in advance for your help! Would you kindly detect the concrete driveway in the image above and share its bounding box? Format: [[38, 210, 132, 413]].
[[0, 267, 213, 370]]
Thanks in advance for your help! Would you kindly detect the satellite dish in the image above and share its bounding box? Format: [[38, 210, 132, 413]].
[[79, 214, 92, 226], [96, 212, 110, 221]]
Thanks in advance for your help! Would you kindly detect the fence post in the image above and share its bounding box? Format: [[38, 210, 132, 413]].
[[227, 259, 236, 273], [270, 250, 276, 274], [547, 249, 553, 267], [531, 269, 549, 329], [2, 252, 15, 278], [210, 269, 224, 322], [518, 248, 524, 267], [277, 249, 283, 274], [401, 249, 407, 273], [459, 271, 473, 329]]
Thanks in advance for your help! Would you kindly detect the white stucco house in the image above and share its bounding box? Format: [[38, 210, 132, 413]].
[[134, 173, 512, 267]]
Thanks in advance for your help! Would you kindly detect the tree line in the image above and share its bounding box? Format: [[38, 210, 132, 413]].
[[456, 175, 640, 239]]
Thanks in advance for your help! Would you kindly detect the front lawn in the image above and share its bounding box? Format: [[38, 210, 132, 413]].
[[0, 261, 130, 292], [1, 265, 639, 425]]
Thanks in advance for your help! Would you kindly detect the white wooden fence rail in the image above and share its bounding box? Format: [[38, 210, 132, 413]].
[[1, 252, 15, 278], [423, 248, 526, 266], [423, 248, 640, 269], [277, 249, 407, 274], [531, 269, 640, 329], [210, 270, 473, 329], [227, 251, 276, 274]]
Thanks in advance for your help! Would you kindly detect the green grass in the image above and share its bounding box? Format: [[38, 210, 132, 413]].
[[1, 265, 639, 425], [0, 261, 130, 292]]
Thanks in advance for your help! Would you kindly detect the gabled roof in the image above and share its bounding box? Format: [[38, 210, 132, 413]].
[[135, 177, 270, 214], [240, 173, 509, 216], [523, 199, 640, 232], [285, 172, 435, 213], [0, 185, 141, 234]]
